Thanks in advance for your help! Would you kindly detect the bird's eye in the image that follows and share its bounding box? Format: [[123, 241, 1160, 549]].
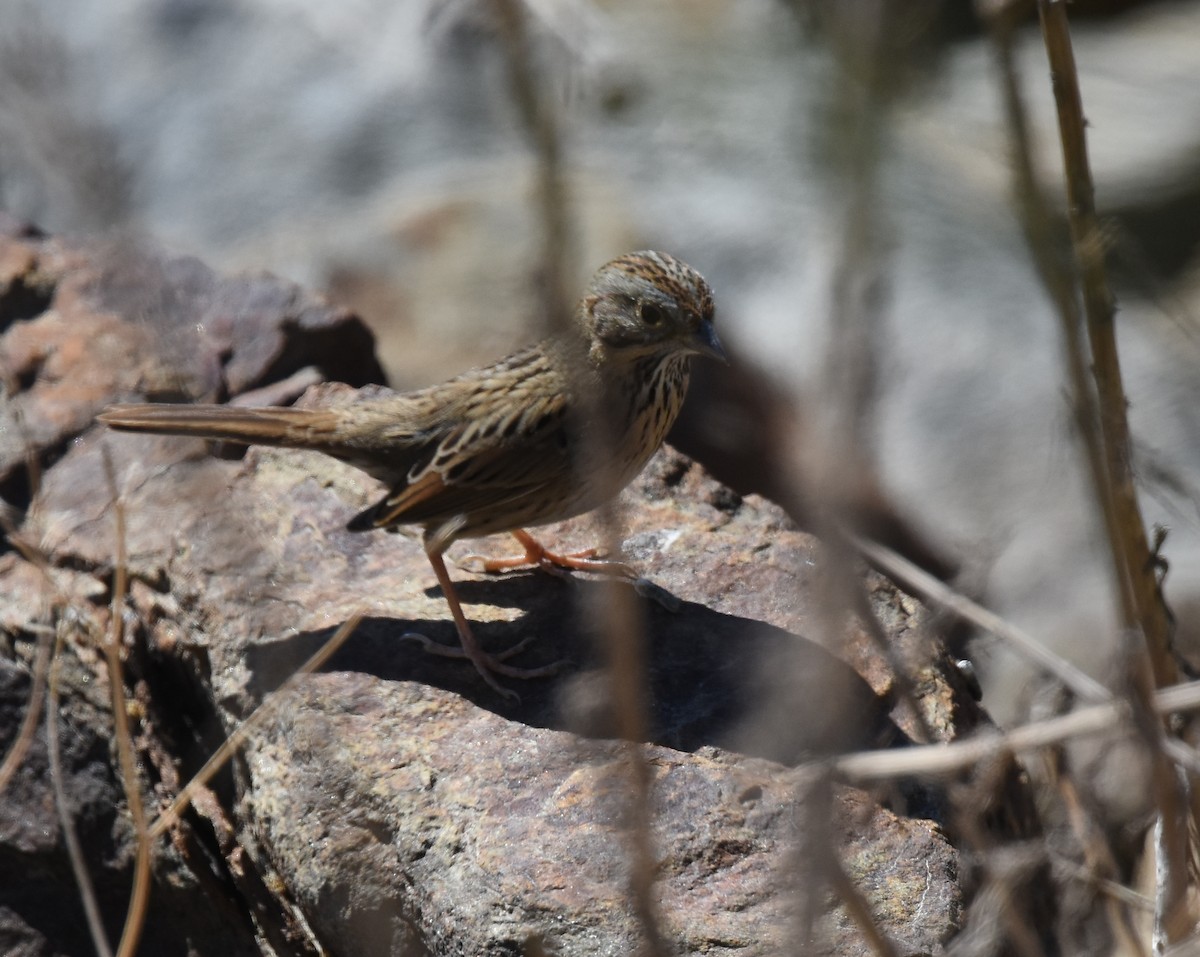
[[640, 301, 668, 327]]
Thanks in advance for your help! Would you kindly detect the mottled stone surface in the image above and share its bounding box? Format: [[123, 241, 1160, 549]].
[[245, 676, 961, 956], [0, 227, 384, 504]]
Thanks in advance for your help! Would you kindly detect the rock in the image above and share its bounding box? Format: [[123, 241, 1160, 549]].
[[246, 676, 960, 956], [0, 229, 1037, 955], [0, 595, 266, 957], [0, 228, 385, 514]]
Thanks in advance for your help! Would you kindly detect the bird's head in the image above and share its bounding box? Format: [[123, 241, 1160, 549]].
[[578, 251, 726, 365]]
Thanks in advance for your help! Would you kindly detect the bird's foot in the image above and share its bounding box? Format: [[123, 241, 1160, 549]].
[[400, 631, 564, 703], [458, 528, 637, 580]]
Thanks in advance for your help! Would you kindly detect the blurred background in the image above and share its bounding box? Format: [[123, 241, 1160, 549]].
[[3, 0, 1200, 733]]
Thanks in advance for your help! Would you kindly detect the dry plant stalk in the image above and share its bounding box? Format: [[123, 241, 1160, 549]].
[[828, 676, 1200, 782], [46, 616, 114, 957], [979, 0, 1196, 947], [0, 523, 55, 795], [3, 474, 132, 955], [99, 449, 153, 957], [492, 0, 575, 338], [1046, 750, 1149, 957], [773, 7, 929, 952], [1033, 39, 1192, 935], [492, 6, 667, 950], [148, 613, 363, 841], [855, 536, 1110, 704], [1035, 3, 1176, 688], [0, 626, 51, 793]]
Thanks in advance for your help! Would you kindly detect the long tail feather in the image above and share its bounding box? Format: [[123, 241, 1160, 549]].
[[98, 403, 341, 450]]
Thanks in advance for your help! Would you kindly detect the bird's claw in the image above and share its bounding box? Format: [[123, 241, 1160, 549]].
[[399, 631, 564, 703]]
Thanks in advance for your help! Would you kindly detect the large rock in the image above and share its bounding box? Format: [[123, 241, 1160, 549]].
[[0, 228, 1030, 955], [0, 215, 384, 514]]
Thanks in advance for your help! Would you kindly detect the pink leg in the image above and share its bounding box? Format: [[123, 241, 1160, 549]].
[[402, 549, 562, 700], [464, 529, 637, 579]]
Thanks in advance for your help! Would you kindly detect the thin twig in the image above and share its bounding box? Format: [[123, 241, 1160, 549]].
[[1036, 2, 1175, 685], [981, 4, 1193, 946], [487, 21, 664, 932], [853, 535, 1110, 704], [1046, 747, 1150, 957], [148, 612, 363, 841], [99, 449, 153, 957], [1034, 4, 1190, 943], [1050, 852, 1154, 913], [0, 520, 62, 797], [588, 499, 667, 957], [484, 22, 664, 938], [796, 10, 938, 952], [492, 0, 575, 338], [47, 618, 114, 957], [826, 677, 1200, 783], [8, 515, 118, 957], [829, 857, 901, 957], [0, 624, 53, 795]]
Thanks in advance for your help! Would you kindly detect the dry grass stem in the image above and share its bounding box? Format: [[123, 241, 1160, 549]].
[[1036, 2, 1175, 686], [492, 0, 575, 337], [1161, 738, 1200, 778], [982, 4, 1195, 945], [1034, 3, 1192, 942], [147, 611, 363, 842], [584, 510, 664, 951], [853, 535, 1110, 704], [598, 480, 662, 936], [0, 511, 61, 798], [0, 623, 52, 795], [792, 14, 931, 951], [1051, 852, 1154, 913], [1047, 749, 1150, 955], [4, 497, 123, 955], [827, 677, 1200, 783], [99, 450, 153, 957], [829, 858, 902, 957], [47, 619, 114, 957]]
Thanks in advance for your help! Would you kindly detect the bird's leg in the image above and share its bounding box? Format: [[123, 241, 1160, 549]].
[[461, 528, 638, 580], [459, 531, 680, 611], [401, 548, 562, 700]]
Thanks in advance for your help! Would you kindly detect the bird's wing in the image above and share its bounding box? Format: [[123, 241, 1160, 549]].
[[348, 387, 572, 531]]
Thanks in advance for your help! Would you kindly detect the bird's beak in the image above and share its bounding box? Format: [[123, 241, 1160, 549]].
[[689, 320, 728, 364]]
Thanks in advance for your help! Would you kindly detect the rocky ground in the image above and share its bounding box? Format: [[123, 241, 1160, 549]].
[[0, 227, 1051, 954]]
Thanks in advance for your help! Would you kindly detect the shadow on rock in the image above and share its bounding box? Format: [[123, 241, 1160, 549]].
[[245, 572, 895, 766]]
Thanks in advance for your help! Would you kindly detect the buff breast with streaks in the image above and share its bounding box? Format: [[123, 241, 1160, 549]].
[[99, 250, 725, 699]]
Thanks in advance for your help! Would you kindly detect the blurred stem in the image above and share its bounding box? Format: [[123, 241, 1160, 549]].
[[48, 620, 114, 957], [492, 5, 658, 944], [493, 0, 575, 336], [0, 624, 52, 795], [101, 450, 152, 957], [149, 614, 363, 841], [593, 546, 667, 957], [983, 3, 1190, 945], [1046, 748, 1150, 957], [1034, 5, 1191, 945], [821, 7, 890, 456], [813, 2, 940, 745], [1034, 3, 1175, 689], [792, 12, 915, 954]]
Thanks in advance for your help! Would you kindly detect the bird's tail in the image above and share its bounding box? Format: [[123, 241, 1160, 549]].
[[98, 403, 344, 452]]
